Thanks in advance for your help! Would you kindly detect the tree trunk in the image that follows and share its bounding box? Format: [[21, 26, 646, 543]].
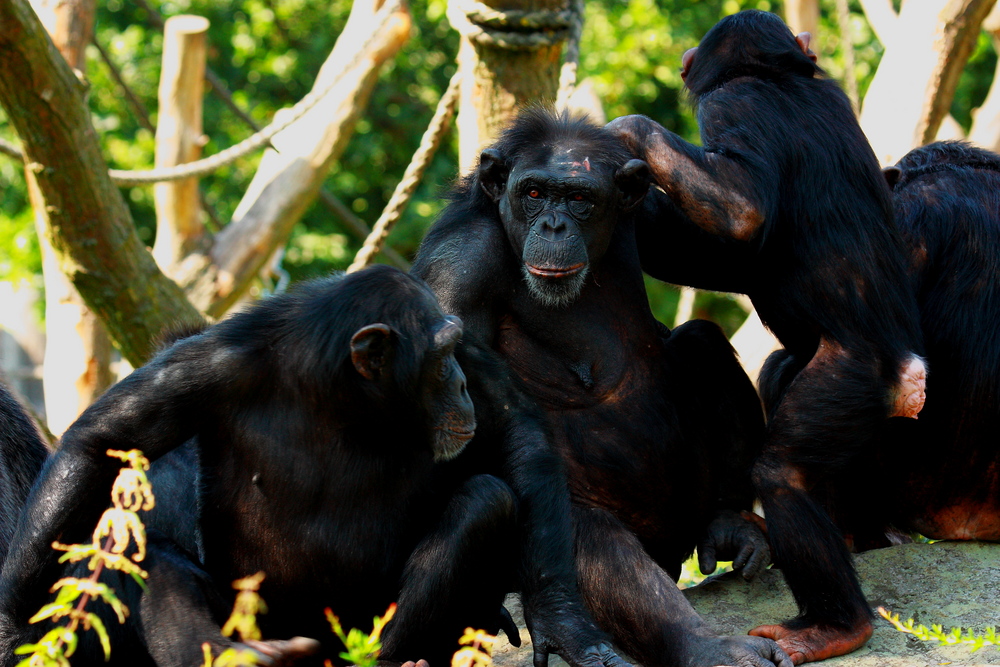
[[450, 0, 568, 170], [859, 0, 997, 165], [153, 15, 209, 275], [784, 0, 820, 37], [0, 0, 205, 367], [28, 0, 114, 435]]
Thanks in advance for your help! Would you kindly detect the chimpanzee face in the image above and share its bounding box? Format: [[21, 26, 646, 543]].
[[479, 143, 649, 307], [350, 301, 475, 462], [418, 314, 476, 462]]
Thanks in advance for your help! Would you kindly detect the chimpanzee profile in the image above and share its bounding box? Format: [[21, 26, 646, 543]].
[[412, 108, 792, 667], [608, 10, 927, 664], [0, 266, 525, 667], [877, 141, 1000, 541]]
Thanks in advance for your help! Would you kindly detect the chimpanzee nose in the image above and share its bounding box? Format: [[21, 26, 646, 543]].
[[537, 214, 568, 240]]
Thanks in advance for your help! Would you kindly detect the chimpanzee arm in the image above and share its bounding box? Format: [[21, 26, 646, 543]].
[[664, 319, 771, 580], [634, 190, 755, 293], [0, 334, 227, 655], [607, 114, 769, 244], [458, 344, 626, 667]]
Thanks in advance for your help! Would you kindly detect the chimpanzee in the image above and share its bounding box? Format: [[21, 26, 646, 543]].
[[876, 141, 1000, 540], [0, 266, 528, 667], [412, 108, 792, 667], [607, 10, 929, 664], [0, 381, 48, 565]]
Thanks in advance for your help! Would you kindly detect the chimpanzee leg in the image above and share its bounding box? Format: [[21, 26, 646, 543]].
[[381, 474, 517, 666], [750, 339, 890, 664], [573, 506, 791, 667]]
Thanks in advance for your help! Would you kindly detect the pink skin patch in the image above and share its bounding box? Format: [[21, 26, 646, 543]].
[[560, 154, 591, 176], [892, 355, 927, 418]]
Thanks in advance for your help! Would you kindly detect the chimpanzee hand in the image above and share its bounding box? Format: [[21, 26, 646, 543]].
[[686, 633, 794, 667], [604, 115, 658, 160], [522, 596, 631, 667], [697, 509, 770, 580]]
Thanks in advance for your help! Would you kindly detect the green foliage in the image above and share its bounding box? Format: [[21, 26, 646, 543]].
[[326, 603, 396, 667], [879, 607, 1000, 652], [15, 449, 155, 667]]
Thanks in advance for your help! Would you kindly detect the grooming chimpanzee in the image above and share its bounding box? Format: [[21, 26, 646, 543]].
[[608, 10, 928, 664], [878, 141, 1000, 540], [412, 108, 791, 667], [0, 266, 524, 667], [0, 381, 48, 565]]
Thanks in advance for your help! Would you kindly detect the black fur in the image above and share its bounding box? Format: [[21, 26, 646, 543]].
[[608, 9, 925, 657], [413, 109, 790, 667], [0, 266, 515, 666], [878, 141, 1000, 541], [0, 382, 47, 565]]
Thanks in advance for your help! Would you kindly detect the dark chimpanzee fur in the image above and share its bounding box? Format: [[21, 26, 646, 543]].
[[0, 381, 48, 565], [412, 108, 791, 667], [0, 266, 523, 667], [877, 141, 1000, 540], [607, 10, 927, 664]]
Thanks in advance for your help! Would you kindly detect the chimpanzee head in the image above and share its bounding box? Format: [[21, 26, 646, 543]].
[[344, 267, 476, 462], [477, 109, 650, 307], [681, 10, 820, 100]]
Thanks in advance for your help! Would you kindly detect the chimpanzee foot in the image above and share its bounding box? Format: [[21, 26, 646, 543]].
[[892, 355, 926, 418], [749, 620, 872, 665], [242, 636, 321, 665]]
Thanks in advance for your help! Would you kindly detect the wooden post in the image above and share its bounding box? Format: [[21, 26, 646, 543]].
[[153, 15, 209, 274], [451, 0, 568, 171]]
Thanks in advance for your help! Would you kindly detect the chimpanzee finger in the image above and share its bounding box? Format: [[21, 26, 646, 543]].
[[698, 544, 718, 576], [732, 542, 753, 571], [741, 543, 770, 580], [499, 606, 521, 647], [533, 647, 550, 667], [596, 642, 633, 667]]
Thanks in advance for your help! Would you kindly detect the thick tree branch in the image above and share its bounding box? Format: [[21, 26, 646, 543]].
[[859, 0, 997, 165], [0, 0, 205, 366], [183, 0, 411, 317]]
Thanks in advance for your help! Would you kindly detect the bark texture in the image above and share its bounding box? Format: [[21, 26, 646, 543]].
[[0, 0, 205, 367]]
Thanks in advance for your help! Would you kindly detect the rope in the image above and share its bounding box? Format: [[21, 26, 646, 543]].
[[555, 0, 584, 108], [347, 71, 462, 273], [447, 0, 576, 49], [107, 0, 402, 186]]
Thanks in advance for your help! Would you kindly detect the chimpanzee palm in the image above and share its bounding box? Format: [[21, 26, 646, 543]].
[[0, 267, 525, 667], [608, 10, 926, 665], [412, 109, 791, 667]]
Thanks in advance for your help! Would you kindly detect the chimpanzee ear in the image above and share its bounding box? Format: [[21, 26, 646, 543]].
[[795, 32, 818, 63], [882, 166, 902, 190], [615, 158, 652, 211], [350, 324, 395, 381], [479, 148, 509, 202]]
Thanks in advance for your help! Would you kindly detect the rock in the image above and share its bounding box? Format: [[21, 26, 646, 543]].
[[492, 542, 1000, 666]]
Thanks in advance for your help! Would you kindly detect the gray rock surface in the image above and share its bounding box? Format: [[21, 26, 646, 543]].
[[492, 542, 1000, 667]]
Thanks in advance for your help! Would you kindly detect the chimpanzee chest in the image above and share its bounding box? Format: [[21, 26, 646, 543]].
[[495, 318, 716, 548]]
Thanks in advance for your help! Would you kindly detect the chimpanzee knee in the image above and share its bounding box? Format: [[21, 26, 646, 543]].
[[758, 349, 807, 421]]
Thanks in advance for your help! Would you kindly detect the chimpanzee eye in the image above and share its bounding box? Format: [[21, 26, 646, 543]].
[[572, 193, 585, 201], [528, 189, 541, 198]]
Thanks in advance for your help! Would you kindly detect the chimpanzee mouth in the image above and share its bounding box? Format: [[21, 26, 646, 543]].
[[525, 262, 586, 278], [434, 424, 477, 461]]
